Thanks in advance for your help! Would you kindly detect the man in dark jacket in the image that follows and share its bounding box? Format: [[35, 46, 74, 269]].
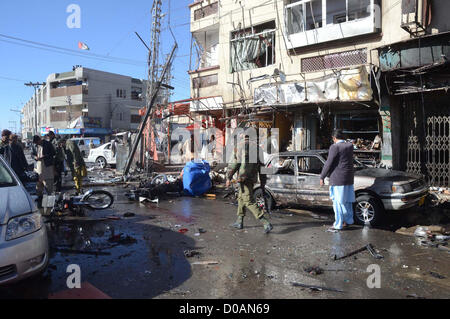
[[320, 129, 355, 231], [0, 129, 12, 160], [8, 134, 29, 182], [47, 131, 65, 192]]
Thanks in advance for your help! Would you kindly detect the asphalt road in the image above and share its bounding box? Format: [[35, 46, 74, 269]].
[[1, 185, 449, 299]]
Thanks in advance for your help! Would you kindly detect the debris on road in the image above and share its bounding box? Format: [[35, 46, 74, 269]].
[[396, 225, 449, 237], [123, 212, 136, 218], [192, 261, 219, 265], [184, 250, 201, 258], [366, 244, 384, 259], [333, 243, 383, 261], [304, 266, 324, 276], [407, 294, 426, 299], [429, 271, 446, 279], [178, 228, 189, 234], [291, 282, 344, 293]]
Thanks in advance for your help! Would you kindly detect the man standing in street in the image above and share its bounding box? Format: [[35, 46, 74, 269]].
[[320, 129, 355, 232], [61, 137, 87, 194], [9, 134, 29, 182], [47, 131, 65, 192], [0, 129, 12, 160], [226, 134, 273, 234], [33, 135, 55, 208]]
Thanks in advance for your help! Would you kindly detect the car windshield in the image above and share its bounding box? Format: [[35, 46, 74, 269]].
[[0, 159, 17, 187]]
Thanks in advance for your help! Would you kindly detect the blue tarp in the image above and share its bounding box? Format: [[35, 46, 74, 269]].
[[183, 160, 212, 197]]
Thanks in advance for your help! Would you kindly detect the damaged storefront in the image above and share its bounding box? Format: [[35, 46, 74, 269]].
[[253, 65, 382, 166], [378, 32, 450, 187]]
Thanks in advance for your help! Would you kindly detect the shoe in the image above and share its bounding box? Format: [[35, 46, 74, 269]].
[[231, 217, 244, 229], [231, 222, 243, 229], [264, 223, 273, 234]]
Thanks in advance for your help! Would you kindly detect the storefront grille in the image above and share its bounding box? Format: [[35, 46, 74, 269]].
[[301, 49, 367, 73]]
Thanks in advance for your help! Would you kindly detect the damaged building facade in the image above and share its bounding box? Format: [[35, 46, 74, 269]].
[[188, 0, 450, 185]]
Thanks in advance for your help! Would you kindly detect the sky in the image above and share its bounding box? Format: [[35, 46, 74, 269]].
[[0, 0, 193, 133]]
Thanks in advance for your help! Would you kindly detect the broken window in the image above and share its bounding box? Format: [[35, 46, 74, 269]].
[[327, 0, 370, 24], [298, 156, 324, 175], [230, 21, 276, 73], [348, 0, 371, 21], [286, 0, 322, 34], [192, 74, 218, 89], [268, 156, 296, 175]]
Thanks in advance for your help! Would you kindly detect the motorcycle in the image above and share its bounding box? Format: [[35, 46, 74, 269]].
[[49, 189, 114, 217]]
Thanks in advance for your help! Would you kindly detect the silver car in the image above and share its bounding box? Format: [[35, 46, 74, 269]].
[[256, 151, 429, 226], [0, 156, 49, 285]]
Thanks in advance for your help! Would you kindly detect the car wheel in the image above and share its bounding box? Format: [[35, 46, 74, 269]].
[[254, 188, 274, 212], [354, 194, 385, 226], [96, 157, 107, 169]]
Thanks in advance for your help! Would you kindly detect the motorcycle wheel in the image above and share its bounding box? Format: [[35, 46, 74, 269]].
[[84, 190, 114, 210]]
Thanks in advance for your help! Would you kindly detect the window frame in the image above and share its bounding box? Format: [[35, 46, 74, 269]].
[[285, 0, 374, 35]]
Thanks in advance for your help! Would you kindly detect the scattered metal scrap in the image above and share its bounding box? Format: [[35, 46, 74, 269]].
[[291, 282, 344, 293], [333, 244, 384, 261]]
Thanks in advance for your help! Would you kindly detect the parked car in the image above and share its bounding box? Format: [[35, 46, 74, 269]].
[[0, 155, 49, 285], [70, 137, 101, 158], [255, 151, 429, 226], [86, 142, 116, 169]]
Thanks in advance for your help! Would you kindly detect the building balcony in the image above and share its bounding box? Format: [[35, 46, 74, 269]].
[[284, 0, 380, 50], [50, 85, 87, 98], [190, 1, 219, 33]]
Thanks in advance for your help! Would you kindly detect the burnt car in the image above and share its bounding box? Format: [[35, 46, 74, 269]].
[[255, 151, 429, 226]]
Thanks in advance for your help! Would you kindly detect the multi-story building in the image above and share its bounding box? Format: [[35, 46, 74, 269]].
[[22, 67, 147, 139], [188, 0, 450, 186]]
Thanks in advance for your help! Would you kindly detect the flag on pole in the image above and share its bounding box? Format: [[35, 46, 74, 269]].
[[78, 41, 90, 50]]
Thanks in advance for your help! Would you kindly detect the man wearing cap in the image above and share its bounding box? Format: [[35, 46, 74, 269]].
[[226, 134, 273, 234], [8, 134, 29, 182], [320, 129, 355, 232], [0, 130, 12, 160]]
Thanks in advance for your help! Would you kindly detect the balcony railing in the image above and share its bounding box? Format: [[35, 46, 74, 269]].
[[50, 85, 87, 98]]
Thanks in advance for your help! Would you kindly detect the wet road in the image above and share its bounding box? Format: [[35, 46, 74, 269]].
[[1, 186, 449, 299]]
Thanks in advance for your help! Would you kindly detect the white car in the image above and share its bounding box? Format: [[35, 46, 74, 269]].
[[87, 143, 116, 169], [70, 138, 101, 158], [0, 156, 49, 285]]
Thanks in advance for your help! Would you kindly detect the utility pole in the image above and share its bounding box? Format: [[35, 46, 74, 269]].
[[10, 108, 23, 136], [66, 96, 73, 127], [25, 82, 45, 136], [124, 44, 177, 176]]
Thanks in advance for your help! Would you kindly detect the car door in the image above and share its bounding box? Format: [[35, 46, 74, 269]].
[[296, 155, 332, 207], [265, 155, 298, 206], [103, 144, 113, 162]]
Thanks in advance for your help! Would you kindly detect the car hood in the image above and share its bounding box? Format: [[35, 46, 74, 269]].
[[355, 168, 421, 183], [0, 185, 34, 225]]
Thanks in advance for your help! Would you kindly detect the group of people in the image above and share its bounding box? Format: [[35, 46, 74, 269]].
[[32, 132, 87, 207], [0, 129, 29, 182], [0, 129, 87, 209], [225, 129, 355, 234]]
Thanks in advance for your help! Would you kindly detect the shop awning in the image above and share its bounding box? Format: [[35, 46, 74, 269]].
[[254, 66, 373, 106]]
